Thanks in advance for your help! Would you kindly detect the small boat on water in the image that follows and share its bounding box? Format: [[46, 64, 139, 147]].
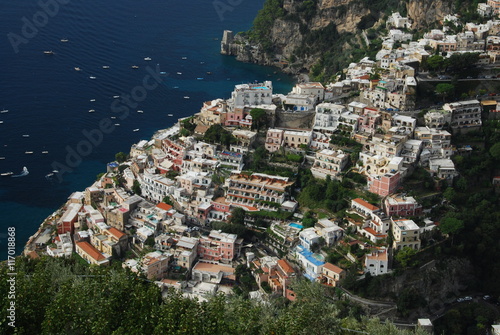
[[90, 99, 96, 102], [183, 96, 190, 99], [102, 65, 110, 69], [52, 170, 59, 173], [197, 78, 204, 80], [144, 57, 152, 61], [0, 109, 8, 113], [89, 76, 96, 80], [25, 151, 33, 154], [22, 134, 29, 138], [131, 65, 139, 69], [181, 57, 187, 60], [160, 72, 167, 75], [177, 72, 182, 75], [1, 172, 13, 177], [133, 129, 139, 132], [111, 116, 116, 119], [60, 38, 68, 43], [137, 110, 144, 113], [74, 67, 81, 71], [114, 123, 120, 126], [12, 166, 29, 178], [0, 157, 5, 160], [113, 96, 120, 99], [0, 121, 3, 124], [167, 114, 173, 117], [173, 86, 179, 89], [45, 173, 54, 179], [88, 109, 95, 113], [42, 151, 49, 154], [43, 51, 54, 55], [206, 72, 212, 75]]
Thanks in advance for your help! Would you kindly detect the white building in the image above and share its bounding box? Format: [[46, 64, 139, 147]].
[[365, 248, 389, 276]]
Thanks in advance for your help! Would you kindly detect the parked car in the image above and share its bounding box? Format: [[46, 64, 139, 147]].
[[464, 296, 472, 301], [483, 295, 491, 301]]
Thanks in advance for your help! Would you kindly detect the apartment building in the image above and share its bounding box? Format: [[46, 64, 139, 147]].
[[392, 218, 421, 250], [226, 172, 294, 208], [311, 149, 349, 180]]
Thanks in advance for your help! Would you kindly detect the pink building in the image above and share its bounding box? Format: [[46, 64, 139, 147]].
[[197, 230, 240, 264], [368, 172, 400, 196], [224, 107, 245, 127], [269, 259, 297, 301], [357, 107, 381, 134], [265, 129, 284, 152], [384, 194, 422, 217]]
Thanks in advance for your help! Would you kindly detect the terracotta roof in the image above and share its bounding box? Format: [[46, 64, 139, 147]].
[[156, 202, 173, 211], [76, 241, 105, 261], [323, 262, 344, 274], [277, 259, 295, 275], [353, 198, 379, 211], [107, 227, 126, 239]]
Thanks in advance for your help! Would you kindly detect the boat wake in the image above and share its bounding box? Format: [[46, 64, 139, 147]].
[[12, 166, 29, 178]]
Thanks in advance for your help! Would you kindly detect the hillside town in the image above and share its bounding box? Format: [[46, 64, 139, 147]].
[[22, 6, 500, 332]]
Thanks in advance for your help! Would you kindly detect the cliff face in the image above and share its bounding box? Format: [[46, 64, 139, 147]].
[[222, 0, 457, 77]]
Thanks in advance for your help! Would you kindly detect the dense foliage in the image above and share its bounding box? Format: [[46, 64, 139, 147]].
[[0, 257, 430, 335]]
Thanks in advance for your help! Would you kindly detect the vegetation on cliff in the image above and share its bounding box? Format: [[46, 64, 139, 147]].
[[0, 256, 432, 335]]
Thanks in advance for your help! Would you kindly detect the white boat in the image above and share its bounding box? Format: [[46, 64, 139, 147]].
[[42, 151, 49, 154], [90, 99, 96, 102], [137, 110, 144, 113], [173, 86, 179, 89], [43, 51, 54, 55], [181, 57, 187, 60], [197, 78, 204, 80], [131, 65, 139, 69], [144, 57, 152, 61], [133, 129, 139, 132], [0, 157, 5, 160], [22, 134, 29, 137], [0, 109, 8, 113], [102, 65, 110, 69], [183, 96, 190, 99], [52, 170, 59, 173], [1, 172, 13, 177], [160, 71, 167, 75], [25, 151, 33, 154], [89, 76, 96, 80], [0, 121, 3, 124], [167, 114, 173, 117], [74, 67, 81, 71], [45, 173, 54, 179], [60, 38, 68, 42], [113, 95, 120, 99], [111, 116, 116, 119], [114, 123, 120, 126], [88, 109, 95, 113], [176, 72, 182, 75], [12, 166, 29, 177]]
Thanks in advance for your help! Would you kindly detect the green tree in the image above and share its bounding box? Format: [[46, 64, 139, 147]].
[[132, 180, 142, 195], [395, 247, 417, 268], [115, 152, 128, 163], [230, 207, 246, 225], [250, 108, 268, 130], [435, 83, 455, 101], [489, 142, 500, 160], [439, 217, 464, 245]]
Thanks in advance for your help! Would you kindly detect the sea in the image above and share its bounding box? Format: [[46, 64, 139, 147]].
[[0, 0, 294, 260]]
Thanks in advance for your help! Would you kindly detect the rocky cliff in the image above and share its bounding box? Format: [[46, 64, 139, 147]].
[[222, 0, 459, 80]]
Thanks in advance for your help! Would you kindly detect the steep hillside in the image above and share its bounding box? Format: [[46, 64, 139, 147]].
[[225, 0, 467, 81]]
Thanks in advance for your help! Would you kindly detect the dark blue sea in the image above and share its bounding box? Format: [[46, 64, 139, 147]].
[[0, 0, 294, 259]]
